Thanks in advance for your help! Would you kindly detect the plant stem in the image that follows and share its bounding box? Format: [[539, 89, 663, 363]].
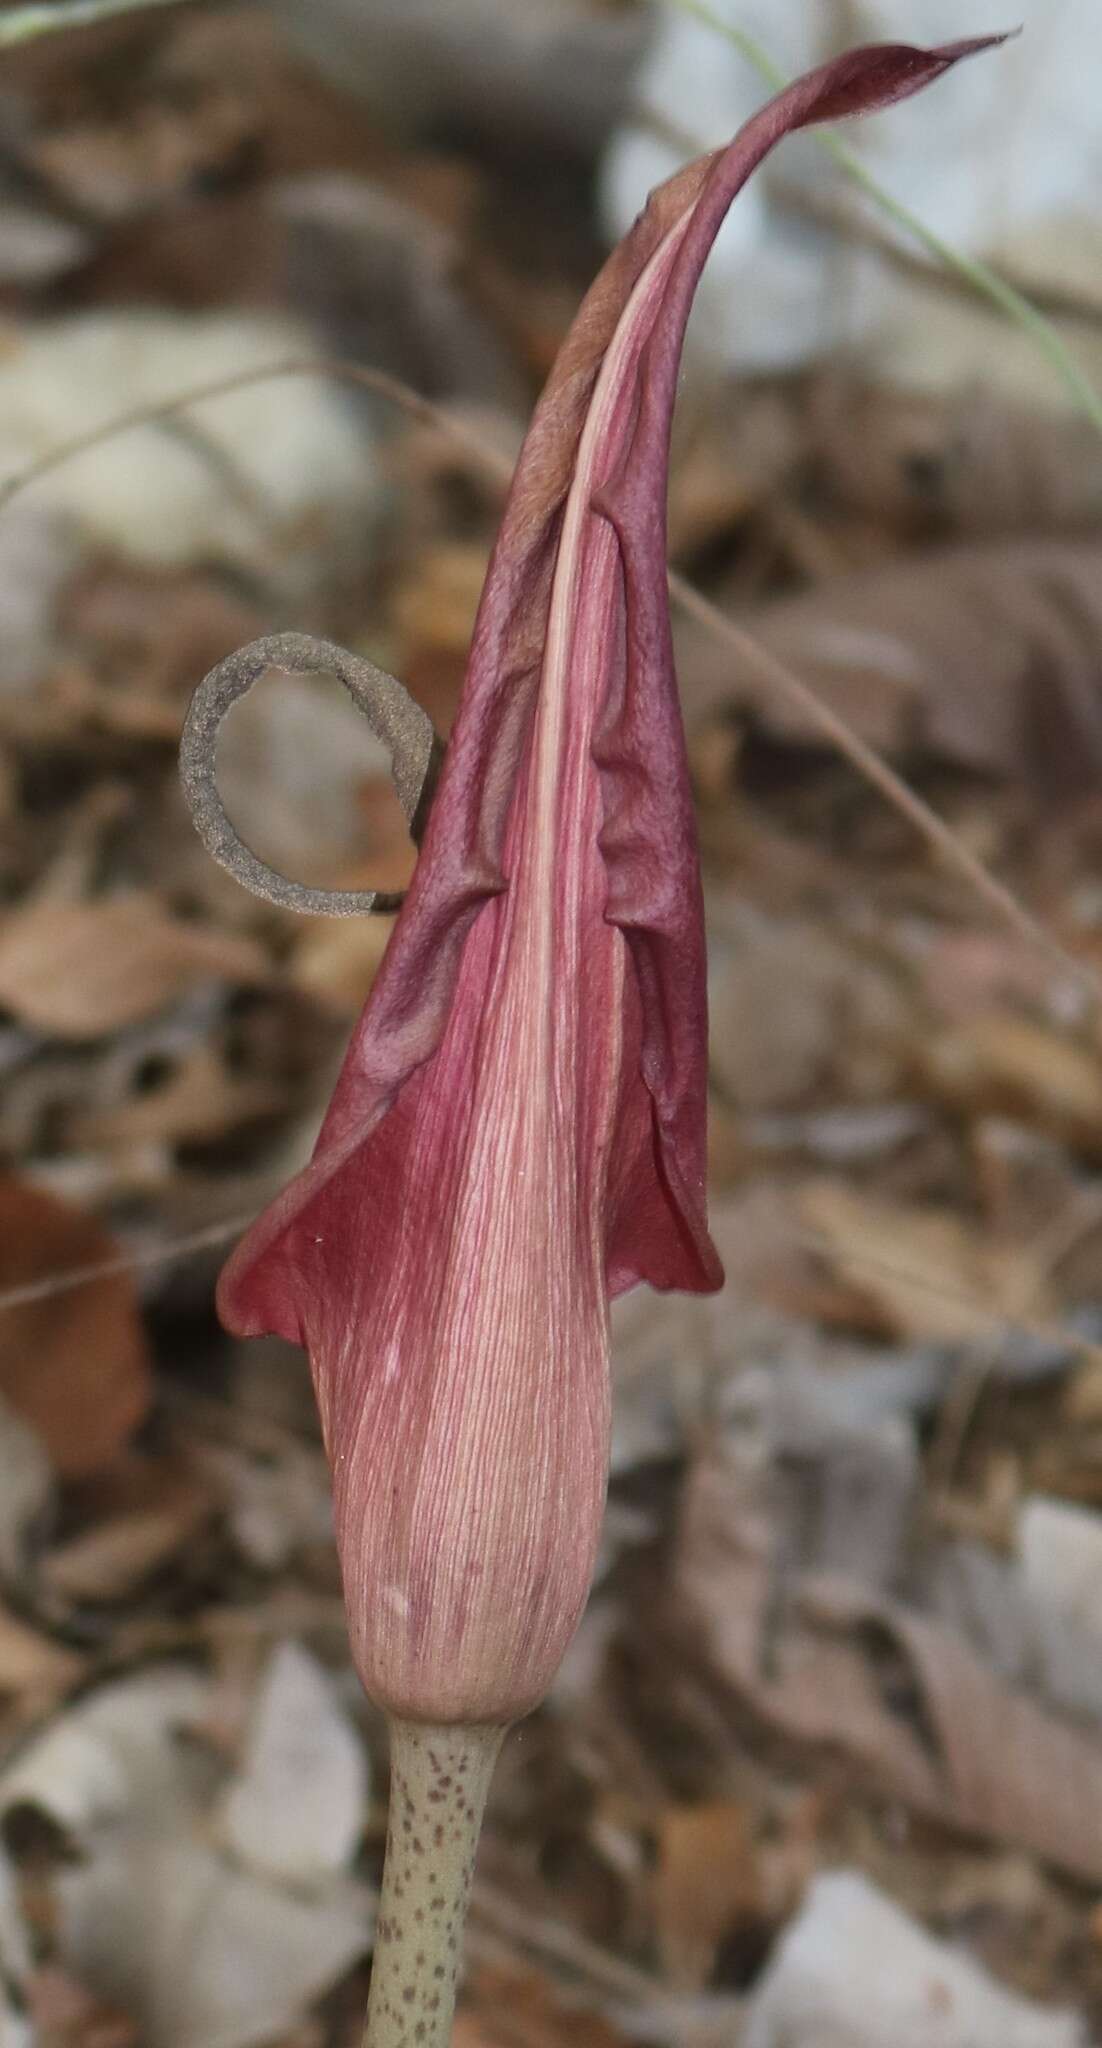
[[365, 1720, 504, 2048]]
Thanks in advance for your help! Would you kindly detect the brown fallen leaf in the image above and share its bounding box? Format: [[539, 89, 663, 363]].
[[652, 1801, 762, 1989], [391, 540, 491, 661], [0, 893, 269, 1039], [806, 375, 1102, 541], [666, 382, 800, 560], [916, 931, 1063, 1024], [41, 1454, 213, 1604], [675, 1454, 1102, 1887], [918, 1012, 1102, 1158], [66, 1043, 288, 1152], [677, 537, 1102, 794], [25, 1965, 136, 2048], [797, 1180, 1056, 1346], [0, 1177, 152, 1478], [62, 563, 266, 708], [289, 915, 395, 1017], [0, 1602, 82, 1696], [454, 1968, 632, 2048]]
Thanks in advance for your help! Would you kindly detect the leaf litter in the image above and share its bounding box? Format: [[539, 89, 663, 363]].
[[1, 5, 1102, 2046]]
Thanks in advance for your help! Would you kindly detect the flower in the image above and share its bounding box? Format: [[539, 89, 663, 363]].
[[217, 35, 1000, 1724]]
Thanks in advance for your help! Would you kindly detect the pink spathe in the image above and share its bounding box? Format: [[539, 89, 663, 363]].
[[218, 37, 1001, 1723]]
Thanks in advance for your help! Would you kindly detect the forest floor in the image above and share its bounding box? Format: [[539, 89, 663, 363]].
[[1, 6, 1102, 2045]]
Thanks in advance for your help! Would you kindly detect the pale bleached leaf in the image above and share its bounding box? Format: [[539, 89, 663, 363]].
[[743, 1871, 1084, 2048], [217, 1642, 368, 1885]]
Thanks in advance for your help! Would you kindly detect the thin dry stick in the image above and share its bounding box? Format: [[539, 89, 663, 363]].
[[639, 97, 1102, 334], [470, 1880, 673, 2007], [667, 572, 1094, 998], [0, 356, 499, 519], [771, 175, 1102, 332], [666, 0, 1102, 435], [0, 1212, 254, 1312], [0, 1206, 1095, 1383], [0, 355, 1090, 1002], [925, 1182, 1102, 1502]]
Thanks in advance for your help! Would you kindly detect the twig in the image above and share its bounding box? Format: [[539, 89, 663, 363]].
[[771, 176, 1102, 334], [470, 1880, 673, 2008], [0, 356, 499, 520], [667, 570, 1095, 1001], [0, 1203, 1094, 1389], [665, 0, 1102, 435], [2, 354, 1088, 998], [638, 101, 1102, 337], [0, 1212, 254, 1313]]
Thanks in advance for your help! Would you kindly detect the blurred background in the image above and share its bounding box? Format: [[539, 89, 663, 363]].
[[0, 2, 1101, 2044]]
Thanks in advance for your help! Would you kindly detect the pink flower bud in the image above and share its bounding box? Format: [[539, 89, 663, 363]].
[[218, 36, 1001, 1723]]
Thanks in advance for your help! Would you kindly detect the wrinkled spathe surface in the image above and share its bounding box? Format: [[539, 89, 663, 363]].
[[219, 38, 996, 1725]]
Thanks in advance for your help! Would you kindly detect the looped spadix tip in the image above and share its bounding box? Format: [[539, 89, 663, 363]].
[[178, 632, 444, 917]]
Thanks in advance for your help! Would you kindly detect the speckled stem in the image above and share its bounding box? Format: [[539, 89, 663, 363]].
[[364, 1720, 504, 2048]]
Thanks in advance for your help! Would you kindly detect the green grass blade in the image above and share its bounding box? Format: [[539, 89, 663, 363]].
[[0, 0, 184, 46], [666, 0, 1102, 435]]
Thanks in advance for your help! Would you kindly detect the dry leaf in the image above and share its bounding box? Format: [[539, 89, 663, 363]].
[[58, 1835, 371, 2048], [918, 1013, 1102, 1156], [708, 920, 848, 1112], [391, 542, 490, 659], [67, 1044, 288, 1152], [0, 1664, 210, 1839], [62, 565, 266, 709], [743, 1870, 1084, 2048], [806, 380, 1102, 542], [0, 1178, 152, 1479], [0, 1660, 371, 2048], [278, 176, 521, 408], [272, 0, 645, 158], [41, 1457, 212, 1604], [1017, 1496, 1102, 1641], [197, 1433, 331, 1574], [454, 1968, 632, 2048], [676, 1455, 1102, 1886], [0, 506, 80, 697], [289, 916, 394, 1017], [678, 538, 1102, 793], [24, 1966, 137, 2048], [652, 1802, 761, 1989], [797, 1181, 1054, 1346], [932, 1532, 1102, 1733], [0, 895, 268, 1040], [215, 1641, 368, 1885], [0, 1604, 81, 1697]]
